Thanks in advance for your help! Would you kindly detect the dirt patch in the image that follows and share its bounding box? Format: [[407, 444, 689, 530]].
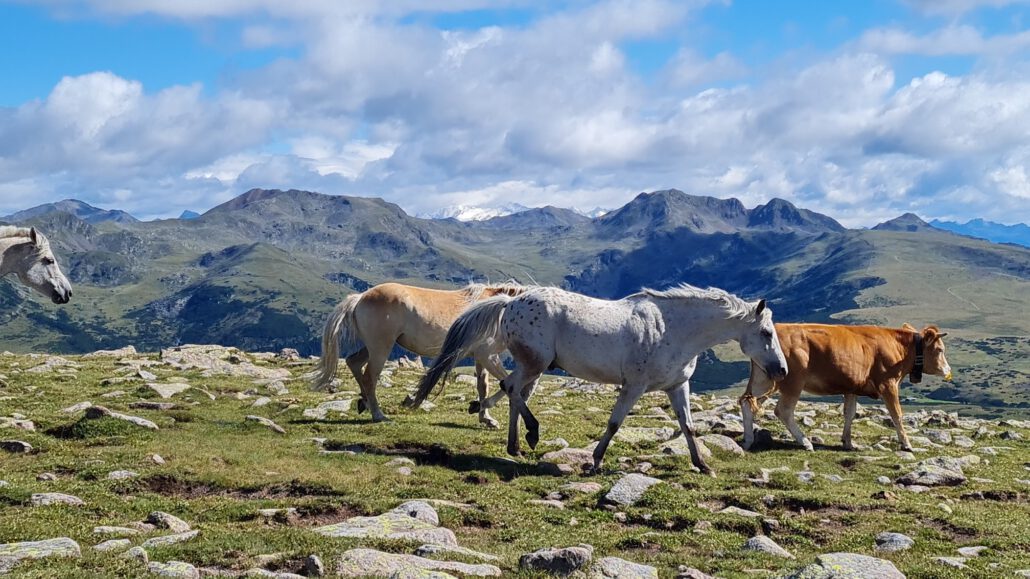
[[960, 490, 1025, 502], [137, 475, 341, 499], [919, 517, 979, 541], [292, 504, 363, 527]]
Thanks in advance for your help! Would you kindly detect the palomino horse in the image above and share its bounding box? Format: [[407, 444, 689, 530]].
[[0, 226, 73, 304], [739, 322, 952, 452], [409, 284, 787, 475], [311, 282, 523, 424]]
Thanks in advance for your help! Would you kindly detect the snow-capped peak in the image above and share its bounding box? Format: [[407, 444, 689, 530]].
[[422, 203, 531, 221]]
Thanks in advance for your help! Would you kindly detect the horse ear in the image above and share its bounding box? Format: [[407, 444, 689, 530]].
[[938, 332, 948, 338], [29, 227, 38, 244], [755, 299, 766, 316]]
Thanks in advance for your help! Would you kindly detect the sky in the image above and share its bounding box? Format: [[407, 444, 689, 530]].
[[1, 0, 1030, 226]]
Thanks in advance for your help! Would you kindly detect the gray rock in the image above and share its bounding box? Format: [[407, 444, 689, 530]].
[[953, 435, 975, 448], [334, 548, 501, 577], [147, 383, 191, 399], [61, 401, 93, 414], [742, 535, 794, 559], [956, 546, 987, 557], [614, 426, 676, 444], [0, 538, 81, 571], [719, 506, 763, 518], [304, 554, 325, 577], [541, 447, 595, 469], [147, 511, 192, 533], [699, 434, 745, 455], [147, 560, 200, 578], [160, 345, 290, 380], [934, 557, 968, 569], [519, 544, 593, 576], [588, 556, 658, 578], [604, 473, 663, 506], [786, 552, 904, 578], [676, 567, 715, 579], [108, 470, 139, 480], [93, 526, 141, 537], [895, 465, 966, 486], [93, 539, 131, 553], [560, 482, 603, 494], [414, 544, 500, 562], [302, 399, 352, 420], [36, 472, 57, 481], [84, 406, 158, 430], [314, 501, 453, 545], [31, 493, 85, 506], [920, 455, 979, 471], [245, 415, 286, 434], [876, 476, 892, 485], [874, 532, 914, 553], [122, 546, 149, 564], [141, 531, 200, 548], [924, 430, 952, 445], [0, 440, 32, 453]]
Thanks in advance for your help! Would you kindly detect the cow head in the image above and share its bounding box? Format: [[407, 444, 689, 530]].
[[921, 325, 952, 381]]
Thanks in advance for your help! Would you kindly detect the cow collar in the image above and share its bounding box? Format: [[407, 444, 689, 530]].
[[910, 332, 924, 384]]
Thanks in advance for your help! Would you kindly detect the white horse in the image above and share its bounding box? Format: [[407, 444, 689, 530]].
[[0, 226, 73, 304], [408, 284, 787, 476]]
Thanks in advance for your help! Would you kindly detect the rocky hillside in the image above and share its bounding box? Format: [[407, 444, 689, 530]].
[[2, 189, 1028, 411], [1, 347, 1029, 577]]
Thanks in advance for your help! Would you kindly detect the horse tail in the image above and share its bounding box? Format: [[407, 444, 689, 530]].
[[311, 292, 364, 391], [405, 294, 513, 408]]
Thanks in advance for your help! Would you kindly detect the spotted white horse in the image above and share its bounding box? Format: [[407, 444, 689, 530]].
[[408, 284, 787, 476], [0, 226, 73, 304]]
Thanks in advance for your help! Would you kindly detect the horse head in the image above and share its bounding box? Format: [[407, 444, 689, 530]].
[[8, 228, 73, 304], [737, 299, 787, 381]]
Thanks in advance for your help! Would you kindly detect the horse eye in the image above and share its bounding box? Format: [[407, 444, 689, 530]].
[[42, 257, 55, 265], [761, 329, 773, 338]]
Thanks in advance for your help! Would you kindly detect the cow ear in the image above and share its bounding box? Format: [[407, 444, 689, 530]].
[[901, 322, 916, 332], [29, 227, 38, 244], [755, 299, 766, 316], [938, 332, 948, 338]]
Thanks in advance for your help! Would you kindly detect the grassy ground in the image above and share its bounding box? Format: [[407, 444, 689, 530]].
[[1, 352, 1029, 578]]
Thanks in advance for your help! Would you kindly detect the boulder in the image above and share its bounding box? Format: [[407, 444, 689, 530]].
[[314, 501, 454, 545], [785, 552, 904, 579], [519, 544, 593, 576], [603, 473, 663, 506], [742, 535, 793, 559], [588, 556, 658, 578], [874, 532, 914, 553], [334, 548, 500, 577]]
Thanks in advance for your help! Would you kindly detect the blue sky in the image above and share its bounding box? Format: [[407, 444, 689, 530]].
[[1, 0, 1029, 225]]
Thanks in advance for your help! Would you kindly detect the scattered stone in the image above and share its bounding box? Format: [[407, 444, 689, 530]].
[[588, 556, 658, 578], [147, 560, 200, 578], [84, 406, 158, 430], [61, 401, 93, 414], [108, 470, 139, 480], [304, 554, 325, 577], [150, 454, 166, 465], [83, 346, 139, 358], [876, 476, 892, 485], [718, 506, 763, 518], [245, 415, 286, 434], [93, 539, 131, 553], [519, 544, 593, 576], [786, 552, 904, 579], [335, 548, 501, 577], [699, 434, 745, 455], [676, 567, 716, 579], [276, 348, 301, 362], [541, 446, 595, 470], [0, 538, 80, 573], [147, 511, 192, 533], [742, 535, 793, 559], [614, 426, 676, 444], [542, 438, 570, 449], [874, 532, 914, 553], [36, 472, 57, 481], [160, 345, 290, 380], [953, 435, 975, 448], [302, 399, 352, 420], [604, 473, 663, 506], [122, 546, 148, 564], [560, 482, 603, 495], [896, 464, 966, 487], [957, 546, 988, 557], [315, 501, 454, 545], [31, 493, 85, 506], [0, 440, 32, 453], [529, 499, 565, 509], [94, 526, 141, 537], [141, 531, 199, 548], [934, 556, 968, 569], [414, 544, 500, 562], [147, 383, 191, 399]]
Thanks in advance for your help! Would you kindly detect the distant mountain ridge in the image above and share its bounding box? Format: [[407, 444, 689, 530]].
[[4, 199, 138, 224], [930, 218, 1030, 248]]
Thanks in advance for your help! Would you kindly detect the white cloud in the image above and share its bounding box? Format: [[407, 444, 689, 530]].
[[860, 24, 1030, 55]]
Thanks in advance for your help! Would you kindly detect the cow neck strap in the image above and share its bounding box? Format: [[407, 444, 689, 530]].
[[911, 332, 924, 384]]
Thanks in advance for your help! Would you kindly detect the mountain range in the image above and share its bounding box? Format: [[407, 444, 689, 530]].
[[930, 218, 1030, 248], [2, 188, 1027, 412]]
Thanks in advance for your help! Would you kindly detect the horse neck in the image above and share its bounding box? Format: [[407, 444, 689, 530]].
[[0, 238, 25, 276], [659, 297, 743, 349]]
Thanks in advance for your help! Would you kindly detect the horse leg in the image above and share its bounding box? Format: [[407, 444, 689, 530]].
[[774, 390, 812, 451], [591, 384, 644, 473], [668, 383, 713, 476], [345, 348, 369, 411], [360, 344, 391, 422], [469, 353, 507, 415], [740, 368, 774, 450], [517, 377, 542, 449], [842, 393, 858, 450], [881, 382, 912, 451], [473, 361, 499, 429]]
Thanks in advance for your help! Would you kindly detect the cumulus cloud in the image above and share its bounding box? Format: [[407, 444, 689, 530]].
[[2, 0, 1030, 226]]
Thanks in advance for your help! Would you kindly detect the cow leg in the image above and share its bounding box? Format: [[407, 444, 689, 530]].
[[881, 384, 912, 451], [668, 383, 713, 476], [591, 384, 643, 473], [842, 394, 858, 450], [774, 391, 812, 451], [473, 361, 499, 429]]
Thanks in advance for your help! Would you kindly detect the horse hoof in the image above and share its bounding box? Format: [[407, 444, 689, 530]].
[[372, 415, 392, 423], [481, 418, 499, 429], [526, 430, 539, 450], [357, 399, 367, 414], [467, 401, 481, 414]]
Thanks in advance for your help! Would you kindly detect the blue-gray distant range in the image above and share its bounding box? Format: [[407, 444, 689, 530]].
[[930, 218, 1030, 248], [1, 188, 1027, 412]]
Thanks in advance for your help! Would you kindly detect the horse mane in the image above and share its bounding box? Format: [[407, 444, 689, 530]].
[[462, 281, 527, 302], [635, 283, 754, 320], [0, 226, 32, 239]]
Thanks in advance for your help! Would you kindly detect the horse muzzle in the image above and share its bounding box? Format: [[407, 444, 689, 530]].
[[51, 288, 72, 304], [765, 363, 788, 381]]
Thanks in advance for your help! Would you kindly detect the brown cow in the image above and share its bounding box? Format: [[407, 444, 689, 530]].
[[739, 323, 952, 452]]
